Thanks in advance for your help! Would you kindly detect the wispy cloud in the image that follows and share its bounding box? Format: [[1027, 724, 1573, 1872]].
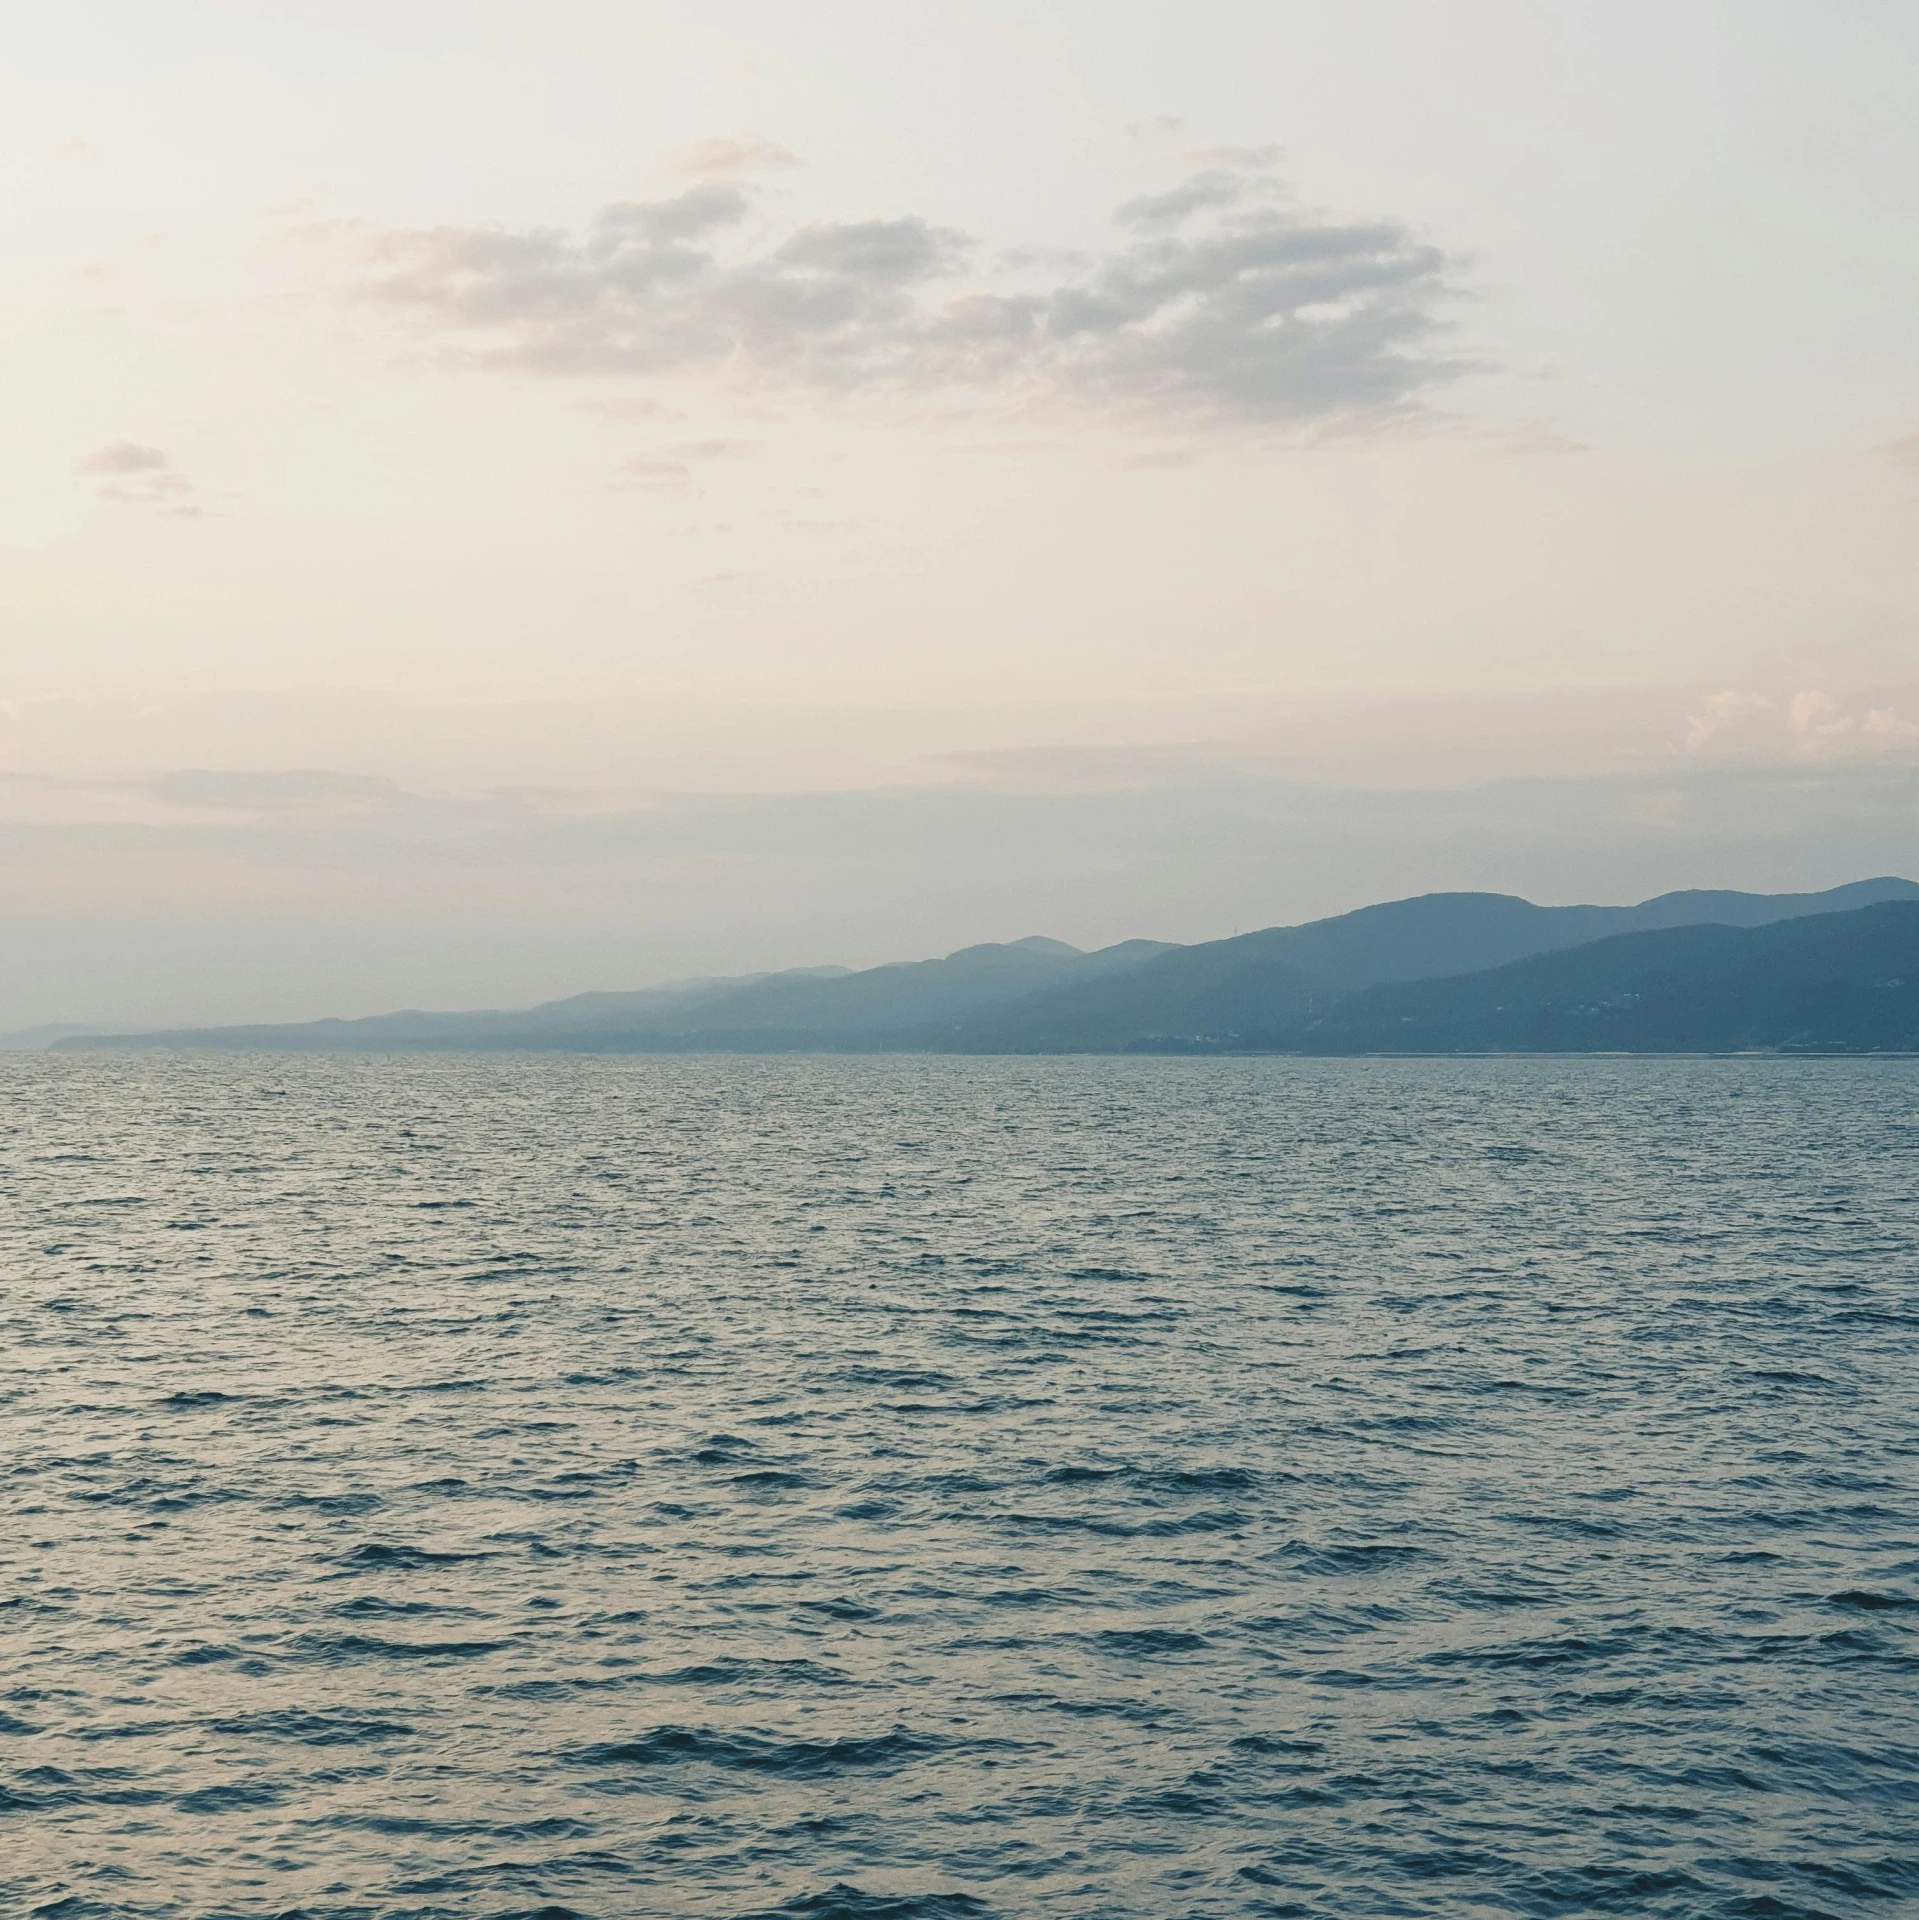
[[660, 135, 803, 180], [357, 163, 1464, 427], [609, 437, 756, 493], [1871, 428, 1919, 474], [1684, 688, 1919, 760], [75, 441, 199, 513]]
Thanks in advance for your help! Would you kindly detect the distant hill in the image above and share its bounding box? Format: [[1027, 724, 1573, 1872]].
[[935, 877, 1919, 1052], [47, 877, 1919, 1055], [0, 1022, 130, 1052], [1274, 901, 1919, 1055], [50, 967, 855, 1054], [569, 936, 1177, 1048], [54, 937, 1177, 1053]]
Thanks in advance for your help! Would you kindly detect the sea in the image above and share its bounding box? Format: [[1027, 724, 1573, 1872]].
[[2, 1052, 1915, 1920]]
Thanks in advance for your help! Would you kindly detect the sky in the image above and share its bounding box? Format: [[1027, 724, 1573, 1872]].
[[4, 0, 1917, 1028]]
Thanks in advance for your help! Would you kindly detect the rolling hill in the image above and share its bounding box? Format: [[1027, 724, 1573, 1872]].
[[1272, 900, 1919, 1055], [47, 877, 1919, 1055]]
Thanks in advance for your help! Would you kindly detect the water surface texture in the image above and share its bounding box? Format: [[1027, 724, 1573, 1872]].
[[3, 1054, 1916, 1919]]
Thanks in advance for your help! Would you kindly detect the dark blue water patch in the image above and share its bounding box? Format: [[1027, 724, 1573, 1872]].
[[206, 1709, 419, 1746], [999, 1505, 1247, 1539], [68, 1475, 247, 1513], [734, 1888, 994, 1919], [794, 1597, 880, 1622], [173, 1779, 288, 1815], [273, 1491, 385, 1515], [292, 1631, 510, 1663], [1091, 1627, 1209, 1656], [338, 1542, 494, 1572], [389, 1850, 638, 1897], [834, 1499, 898, 1520], [330, 1594, 472, 1619], [570, 1725, 969, 1779], [1269, 1539, 1436, 1576], [0, 1765, 170, 1813]]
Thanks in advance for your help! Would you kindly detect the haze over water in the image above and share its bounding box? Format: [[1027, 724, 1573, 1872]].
[[4, 1053, 1916, 1918]]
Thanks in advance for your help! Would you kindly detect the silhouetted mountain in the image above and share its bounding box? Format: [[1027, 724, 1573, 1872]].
[[1275, 901, 1919, 1054], [55, 968, 852, 1053], [57, 938, 1174, 1053], [48, 877, 1919, 1055], [582, 935, 1175, 1047], [936, 878, 1919, 1052], [0, 1022, 124, 1052]]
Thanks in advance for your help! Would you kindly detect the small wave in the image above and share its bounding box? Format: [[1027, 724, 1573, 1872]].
[[329, 1811, 593, 1840], [208, 1708, 417, 1746], [174, 1779, 288, 1814], [795, 1597, 881, 1621], [1423, 1631, 1641, 1671], [991, 1691, 1170, 1725], [734, 1885, 993, 1919], [1093, 1627, 1209, 1655], [0, 1765, 167, 1813], [1231, 1732, 1326, 1756], [166, 1644, 237, 1667], [1503, 1510, 1629, 1539], [340, 1541, 491, 1571], [1273, 1540, 1433, 1575], [330, 1594, 462, 1618], [273, 1490, 384, 1514], [571, 1724, 951, 1778], [294, 1631, 508, 1662], [1158, 1465, 1261, 1492], [1002, 1507, 1246, 1540]]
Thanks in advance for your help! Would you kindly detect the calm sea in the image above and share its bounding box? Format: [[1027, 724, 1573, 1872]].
[[3, 1053, 1915, 1919]]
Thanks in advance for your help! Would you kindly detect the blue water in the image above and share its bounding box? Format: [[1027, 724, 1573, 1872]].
[[2, 1053, 1916, 1919]]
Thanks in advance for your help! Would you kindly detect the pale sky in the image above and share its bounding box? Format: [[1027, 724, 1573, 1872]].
[[4, 2, 1917, 1027]]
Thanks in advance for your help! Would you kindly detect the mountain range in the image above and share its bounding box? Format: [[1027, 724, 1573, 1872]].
[[44, 875, 1919, 1055]]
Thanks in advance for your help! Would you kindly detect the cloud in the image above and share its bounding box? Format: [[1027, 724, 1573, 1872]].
[[75, 441, 198, 511], [1685, 689, 1773, 750], [1685, 688, 1919, 760], [1114, 168, 1250, 231], [1871, 428, 1919, 474], [358, 163, 1463, 425], [77, 441, 170, 476], [609, 438, 755, 492], [1184, 143, 1286, 170], [611, 456, 693, 493], [660, 135, 803, 180]]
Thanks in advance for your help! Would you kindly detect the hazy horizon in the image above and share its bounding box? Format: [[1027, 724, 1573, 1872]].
[[15, 865, 1917, 1038], [6, 2, 1917, 1028]]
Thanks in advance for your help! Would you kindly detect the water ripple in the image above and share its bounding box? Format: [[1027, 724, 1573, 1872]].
[[2, 1052, 1916, 1917]]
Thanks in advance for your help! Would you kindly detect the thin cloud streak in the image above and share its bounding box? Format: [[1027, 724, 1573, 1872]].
[[74, 441, 198, 511]]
